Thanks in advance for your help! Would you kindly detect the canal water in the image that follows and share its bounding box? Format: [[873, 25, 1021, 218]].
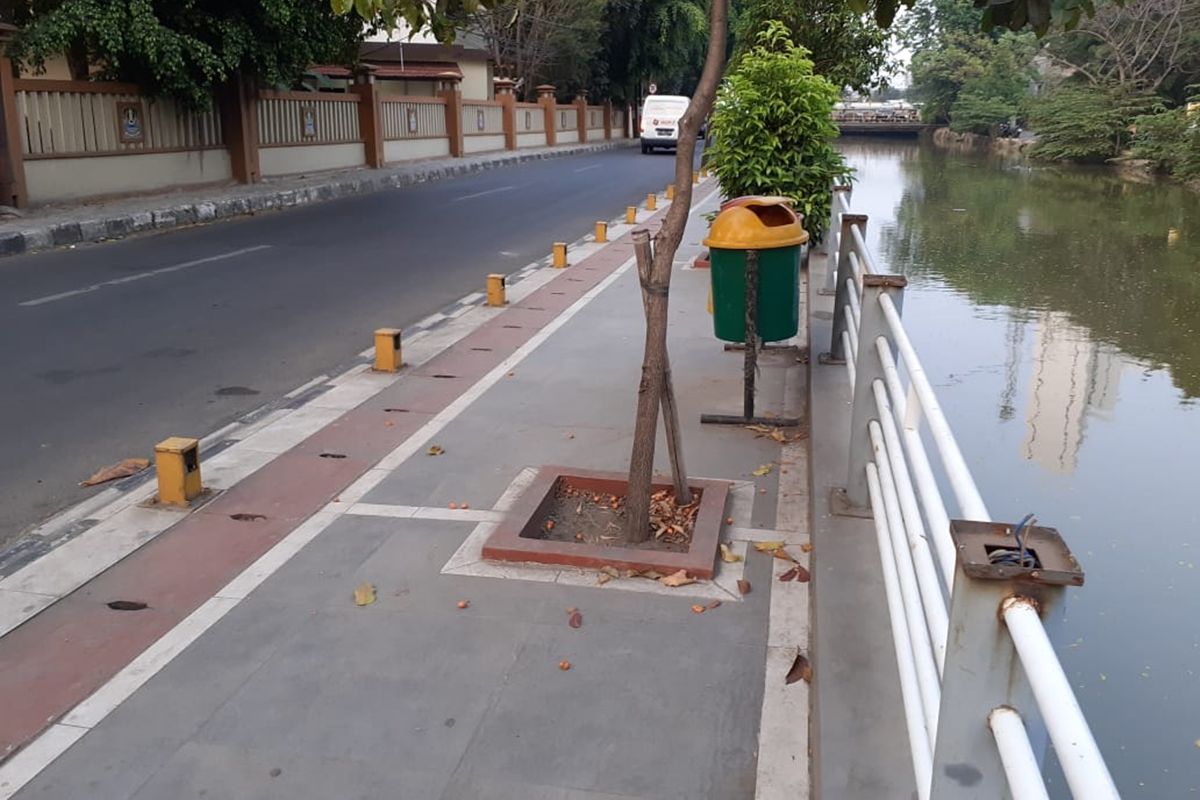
[[839, 138, 1200, 798]]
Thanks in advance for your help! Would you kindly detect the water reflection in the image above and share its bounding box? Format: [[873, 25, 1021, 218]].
[[1022, 312, 1122, 475], [838, 138, 1200, 798]]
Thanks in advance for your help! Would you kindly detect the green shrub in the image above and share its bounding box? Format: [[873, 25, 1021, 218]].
[[1027, 84, 1156, 163], [1132, 103, 1200, 181], [949, 90, 1017, 134], [706, 21, 850, 242]]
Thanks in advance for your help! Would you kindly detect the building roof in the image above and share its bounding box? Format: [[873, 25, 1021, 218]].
[[309, 62, 463, 80], [357, 41, 492, 64]]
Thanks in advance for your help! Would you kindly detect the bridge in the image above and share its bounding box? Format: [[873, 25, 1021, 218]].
[[835, 119, 933, 136]]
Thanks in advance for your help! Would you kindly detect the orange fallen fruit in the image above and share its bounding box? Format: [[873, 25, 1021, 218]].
[[559, 660, 571, 671]]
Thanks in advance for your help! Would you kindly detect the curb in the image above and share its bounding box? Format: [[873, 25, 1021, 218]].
[[0, 141, 634, 260]]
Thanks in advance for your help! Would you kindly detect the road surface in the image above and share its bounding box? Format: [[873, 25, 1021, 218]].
[[0, 146, 685, 550]]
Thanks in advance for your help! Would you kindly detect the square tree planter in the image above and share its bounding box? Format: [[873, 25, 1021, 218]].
[[482, 467, 731, 579]]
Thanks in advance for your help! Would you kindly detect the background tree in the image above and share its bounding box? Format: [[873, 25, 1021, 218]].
[[457, 0, 607, 99], [5, 0, 371, 108], [731, 0, 892, 91], [595, 0, 709, 104]]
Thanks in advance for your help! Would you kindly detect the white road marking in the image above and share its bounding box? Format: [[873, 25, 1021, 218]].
[[0, 190, 709, 798], [18, 245, 273, 307], [573, 164, 602, 173], [451, 185, 516, 202]]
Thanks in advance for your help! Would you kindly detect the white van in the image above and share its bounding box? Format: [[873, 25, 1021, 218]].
[[639, 94, 690, 153]]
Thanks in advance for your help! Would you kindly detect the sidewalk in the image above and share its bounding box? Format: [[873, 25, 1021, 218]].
[[0, 184, 812, 800], [0, 140, 631, 259]]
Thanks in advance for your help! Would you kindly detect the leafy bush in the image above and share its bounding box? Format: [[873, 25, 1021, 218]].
[[1028, 84, 1156, 163], [1132, 103, 1200, 181], [706, 21, 850, 243], [949, 90, 1017, 134]]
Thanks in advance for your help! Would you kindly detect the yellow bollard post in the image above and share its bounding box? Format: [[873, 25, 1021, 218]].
[[595, 221, 608, 243], [486, 273, 506, 306], [155, 437, 202, 507], [626, 206, 637, 224], [666, 184, 675, 201], [700, 167, 709, 178], [692, 172, 699, 184], [647, 193, 657, 211], [553, 241, 568, 268], [374, 328, 403, 373]]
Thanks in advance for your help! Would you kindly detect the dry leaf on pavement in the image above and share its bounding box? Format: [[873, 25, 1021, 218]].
[[779, 566, 800, 582], [737, 579, 752, 595], [773, 548, 797, 562], [596, 572, 613, 585], [786, 652, 813, 685], [707, 600, 722, 609], [753, 541, 787, 553], [659, 569, 696, 588], [691, 604, 706, 614], [719, 543, 743, 563], [353, 582, 377, 606], [794, 565, 811, 582], [80, 457, 150, 487], [751, 464, 773, 477], [567, 608, 583, 628], [801, 542, 813, 553], [427, 445, 445, 456]]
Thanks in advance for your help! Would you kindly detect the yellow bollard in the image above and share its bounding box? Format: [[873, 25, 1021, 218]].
[[553, 241, 568, 268], [486, 274, 506, 306], [595, 221, 608, 243], [155, 437, 202, 507], [374, 328, 403, 373], [647, 193, 657, 211], [692, 172, 699, 184], [626, 206, 637, 224], [666, 184, 675, 201], [700, 167, 709, 178]]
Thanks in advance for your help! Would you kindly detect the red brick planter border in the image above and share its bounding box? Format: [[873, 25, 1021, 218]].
[[482, 466, 730, 579]]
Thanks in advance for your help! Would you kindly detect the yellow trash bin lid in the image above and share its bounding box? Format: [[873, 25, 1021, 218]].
[[703, 198, 809, 250]]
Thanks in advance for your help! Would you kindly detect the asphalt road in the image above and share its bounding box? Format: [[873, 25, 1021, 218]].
[[0, 146, 686, 549]]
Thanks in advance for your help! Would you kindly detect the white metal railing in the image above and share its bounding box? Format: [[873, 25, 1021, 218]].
[[824, 187, 1120, 800]]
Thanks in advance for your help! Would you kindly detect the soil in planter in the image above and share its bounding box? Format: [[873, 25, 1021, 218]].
[[524, 478, 702, 553]]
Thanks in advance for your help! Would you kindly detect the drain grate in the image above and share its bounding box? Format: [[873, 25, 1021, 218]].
[[107, 600, 148, 611], [230, 513, 267, 522]]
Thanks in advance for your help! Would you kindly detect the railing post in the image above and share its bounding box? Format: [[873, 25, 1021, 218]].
[[538, 84, 557, 147], [352, 69, 383, 168], [441, 77, 464, 157], [825, 212, 868, 363], [603, 99, 613, 140], [822, 184, 852, 255], [844, 273, 905, 508], [218, 73, 260, 185], [575, 90, 588, 143], [929, 520, 1081, 800], [496, 78, 517, 151]]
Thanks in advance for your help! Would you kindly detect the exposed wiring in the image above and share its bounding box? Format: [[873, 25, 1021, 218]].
[[989, 513, 1040, 569]]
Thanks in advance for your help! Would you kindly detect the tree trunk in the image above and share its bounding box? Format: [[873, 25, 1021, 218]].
[[624, 0, 729, 544]]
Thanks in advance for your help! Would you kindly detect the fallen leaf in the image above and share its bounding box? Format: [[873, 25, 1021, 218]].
[[800, 542, 813, 553], [753, 540, 787, 553], [80, 457, 150, 487], [641, 569, 664, 580], [568, 609, 583, 628], [737, 579, 752, 595], [785, 652, 813, 684], [457, 600, 470, 609], [597, 572, 612, 585], [559, 660, 571, 671], [691, 604, 706, 614], [794, 565, 811, 582], [600, 565, 620, 579], [384, 420, 395, 428], [719, 543, 743, 563], [427, 445, 445, 456], [449, 502, 458, 510], [353, 582, 376, 606], [707, 600, 722, 609], [773, 548, 797, 562], [779, 566, 799, 582], [461, 502, 470, 510], [725, 516, 734, 525], [659, 569, 696, 588], [751, 464, 773, 477]]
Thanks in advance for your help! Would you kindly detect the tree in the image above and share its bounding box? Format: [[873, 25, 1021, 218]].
[[1027, 84, 1156, 161], [596, 0, 709, 104], [1040, 0, 1199, 95], [6, 0, 370, 108], [706, 22, 849, 240], [457, 0, 607, 99], [731, 0, 892, 92]]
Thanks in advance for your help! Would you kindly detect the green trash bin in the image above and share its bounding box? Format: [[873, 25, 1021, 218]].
[[704, 198, 809, 343]]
